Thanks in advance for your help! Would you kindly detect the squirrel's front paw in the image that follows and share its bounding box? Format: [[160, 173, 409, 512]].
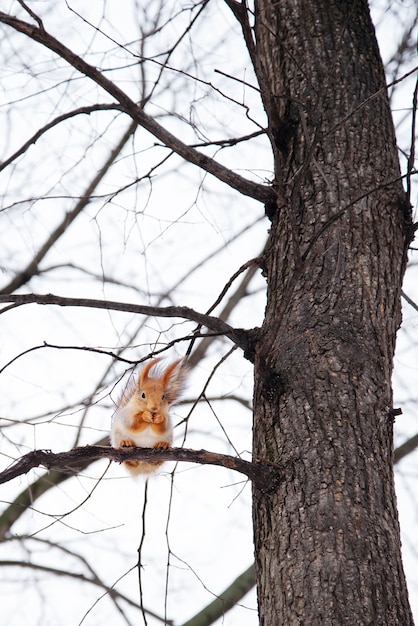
[[120, 439, 141, 470], [154, 441, 170, 449], [142, 410, 153, 423], [143, 410, 164, 424], [119, 439, 136, 448]]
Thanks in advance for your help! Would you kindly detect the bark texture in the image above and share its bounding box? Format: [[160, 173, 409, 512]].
[[252, 1, 413, 624]]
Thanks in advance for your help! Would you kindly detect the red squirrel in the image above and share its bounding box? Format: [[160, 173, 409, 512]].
[[110, 357, 188, 475]]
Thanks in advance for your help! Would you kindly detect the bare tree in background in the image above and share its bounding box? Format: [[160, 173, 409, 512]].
[[0, 1, 417, 625]]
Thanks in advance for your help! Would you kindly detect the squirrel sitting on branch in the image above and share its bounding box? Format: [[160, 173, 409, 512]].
[[110, 357, 188, 476]]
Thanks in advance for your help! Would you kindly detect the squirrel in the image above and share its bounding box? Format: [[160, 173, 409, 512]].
[[110, 357, 188, 476]]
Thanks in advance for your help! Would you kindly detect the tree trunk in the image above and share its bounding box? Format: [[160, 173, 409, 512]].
[[252, 1, 414, 623]]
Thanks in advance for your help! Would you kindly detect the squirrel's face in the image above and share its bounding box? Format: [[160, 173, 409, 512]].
[[137, 380, 170, 419]]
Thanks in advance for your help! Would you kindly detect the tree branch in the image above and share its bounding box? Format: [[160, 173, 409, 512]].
[[0, 292, 251, 351], [0, 119, 138, 295], [180, 564, 255, 626], [402, 290, 418, 311], [0, 10, 275, 205], [0, 436, 108, 540], [1, 559, 170, 624], [0, 445, 279, 493], [0, 103, 123, 173], [394, 432, 418, 464]]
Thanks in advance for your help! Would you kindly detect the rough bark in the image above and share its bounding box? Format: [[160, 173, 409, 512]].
[[252, 1, 414, 624]]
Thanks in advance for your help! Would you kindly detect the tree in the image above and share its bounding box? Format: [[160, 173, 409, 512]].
[[251, 2, 415, 623], [0, 1, 417, 625]]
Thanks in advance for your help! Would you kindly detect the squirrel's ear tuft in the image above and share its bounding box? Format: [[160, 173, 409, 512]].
[[139, 358, 161, 386], [162, 358, 189, 404]]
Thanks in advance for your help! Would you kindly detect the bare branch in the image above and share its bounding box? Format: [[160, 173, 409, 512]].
[[406, 76, 418, 205], [17, 0, 44, 28], [0, 436, 109, 540], [188, 260, 262, 367], [0, 119, 138, 295], [186, 257, 260, 358], [402, 290, 418, 311], [0, 342, 137, 375], [223, 0, 257, 73], [0, 445, 279, 493], [394, 433, 418, 464], [190, 128, 265, 148], [0, 292, 251, 352], [180, 564, 255, 626], [0, 10, 275, 204], [0, 104, 123, 173], [1, 559, 170, 624]]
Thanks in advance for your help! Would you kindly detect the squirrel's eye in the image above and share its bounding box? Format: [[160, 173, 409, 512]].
[[161, 394, 165, 400], [141, 392, 146, 399]]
